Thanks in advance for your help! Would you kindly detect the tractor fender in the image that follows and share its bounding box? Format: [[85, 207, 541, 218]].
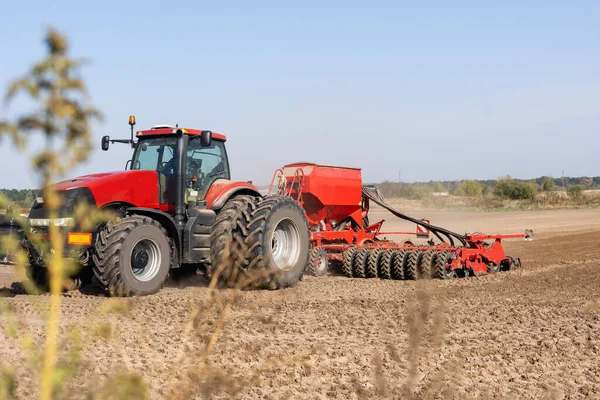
[[206, 181, 262, 211], [124, 207, 181, 260]]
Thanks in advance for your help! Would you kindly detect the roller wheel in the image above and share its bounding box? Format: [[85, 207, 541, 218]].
[[404, 250, 421, 280], [353, 248, 369, 278], [433, 250, 455, 280], [391, 250, 407, 280], [366, 249, 382, 278], [417, 250, 436, 279], [92, 215, 173, 297], [342, 247, 357, 277], [307, 247, 329, 277], [487, 262, 499, 273], [378, 250, 394, 279], [243, 195, 311, 289], [209, 195, 258, 287]]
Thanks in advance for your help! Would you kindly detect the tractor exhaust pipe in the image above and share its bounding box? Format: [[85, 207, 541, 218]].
[[174, 128, 187, 230]]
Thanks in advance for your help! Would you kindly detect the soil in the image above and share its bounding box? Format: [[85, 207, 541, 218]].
[[1, 209, 600, 399]]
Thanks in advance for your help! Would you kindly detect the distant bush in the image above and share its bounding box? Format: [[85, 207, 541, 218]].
[[453, 180, 484, 197], [494, 179, 536, 200], [568, 185, 584, 199]]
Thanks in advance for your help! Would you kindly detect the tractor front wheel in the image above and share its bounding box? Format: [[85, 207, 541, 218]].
[[92, 215, 172, 297]]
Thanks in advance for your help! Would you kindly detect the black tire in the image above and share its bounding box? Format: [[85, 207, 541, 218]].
[[353, 249, 369, 278], [244, 195, 310, 289], [433, 250, 454, 279], [341, 248, 356, 277], [404, 250, 420, 280], [417, 250, 436, 279], [307, 247, 329, 277], [67, 267, 94, 291], [208, 195, 257, 287], [169, 265, 199, 282], [366, 249, 382, 278], [92, 215, 172, 297], [26, 262, 49, 293], [378, 250, 394, 279], [391, 250, 407, 280]]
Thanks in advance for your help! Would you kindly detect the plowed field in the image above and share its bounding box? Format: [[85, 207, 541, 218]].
[[1, 208, 600, 399]]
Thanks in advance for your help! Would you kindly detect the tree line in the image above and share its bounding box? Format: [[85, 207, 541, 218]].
[[366, 175, 600, 201]]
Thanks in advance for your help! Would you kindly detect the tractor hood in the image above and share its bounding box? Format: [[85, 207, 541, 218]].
[[52, 171, 133, 190], [47, 170, 162, 210]]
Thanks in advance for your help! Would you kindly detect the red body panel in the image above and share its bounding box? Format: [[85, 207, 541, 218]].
[[52, 170, 161, 209], [204, 179, 261, 209]]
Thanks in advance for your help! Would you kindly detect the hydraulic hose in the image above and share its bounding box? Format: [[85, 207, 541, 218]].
[[361, 186, 467, 247]]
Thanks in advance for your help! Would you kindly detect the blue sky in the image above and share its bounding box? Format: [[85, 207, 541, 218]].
[[1, 0, 599, 189]]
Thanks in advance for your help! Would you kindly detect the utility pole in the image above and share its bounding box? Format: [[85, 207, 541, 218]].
[[398, 170, 402, 190], [562, 169, 566, 192]]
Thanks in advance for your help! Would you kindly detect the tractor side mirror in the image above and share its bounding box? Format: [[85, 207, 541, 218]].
[[101, 135, 110, 151], [200, 130, 212, 147]]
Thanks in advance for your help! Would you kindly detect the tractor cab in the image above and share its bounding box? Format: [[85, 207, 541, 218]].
[[129, 127, 230, 205], [102, 116, 231, 208]]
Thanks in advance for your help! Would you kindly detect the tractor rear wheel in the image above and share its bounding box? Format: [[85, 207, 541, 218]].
[[208, 195, 257, 287], [307, 247, 329, 276], [92, 215, 172, 297], [244, 195, 310, 289]]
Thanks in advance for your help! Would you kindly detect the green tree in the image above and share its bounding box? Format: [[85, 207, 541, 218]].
[[542, 176, 555, 192], [407, 184, 432, 200], [494, 178, 536, 200], [455, 179, 484, 197], [433, 181, 446, 193]]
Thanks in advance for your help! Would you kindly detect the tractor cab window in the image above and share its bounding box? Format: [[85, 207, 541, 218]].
[[186, 138, 229, 199]]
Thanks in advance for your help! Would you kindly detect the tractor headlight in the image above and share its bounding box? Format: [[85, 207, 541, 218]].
[[29, 217, 75, 227]]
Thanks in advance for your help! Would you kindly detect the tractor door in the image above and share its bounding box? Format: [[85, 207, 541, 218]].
[[131, 136, 178, 205], [185, 138, 230, 203]]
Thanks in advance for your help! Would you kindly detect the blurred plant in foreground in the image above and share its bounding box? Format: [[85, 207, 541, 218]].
[[0, 27, 103, 399]]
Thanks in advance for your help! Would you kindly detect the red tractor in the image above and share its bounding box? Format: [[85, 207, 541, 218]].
[[4, 116, 310, 296]]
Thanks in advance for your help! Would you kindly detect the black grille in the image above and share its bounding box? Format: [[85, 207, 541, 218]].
[[29, 187, 97, 219]]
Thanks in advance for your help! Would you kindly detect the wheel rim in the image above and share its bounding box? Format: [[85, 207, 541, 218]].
[[316, 255, 327, 273], [271, 218, 301, 271], [130, 238, 162, 282]]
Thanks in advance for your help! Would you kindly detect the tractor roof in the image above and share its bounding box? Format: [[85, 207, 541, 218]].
[[135, 127, 226, 141]]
